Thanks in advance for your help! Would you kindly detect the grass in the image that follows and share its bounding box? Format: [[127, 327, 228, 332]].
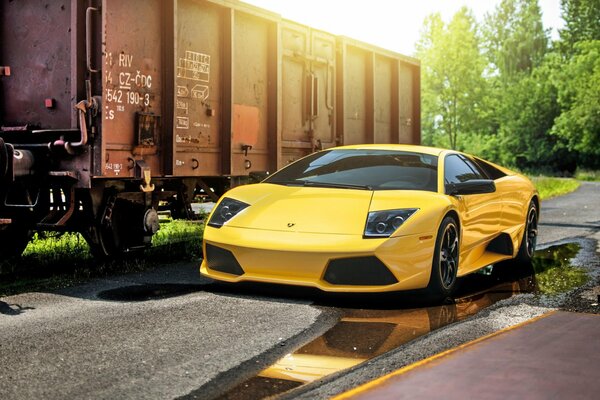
[[0, 218, 205, 297], [574, 169, 600, 182], [529, 176, 581, 200]]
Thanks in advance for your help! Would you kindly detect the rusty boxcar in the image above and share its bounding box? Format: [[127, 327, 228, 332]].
[[0, 0, 420, 258]]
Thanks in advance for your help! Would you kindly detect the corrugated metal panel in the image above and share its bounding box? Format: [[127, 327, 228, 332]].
[[102, 0, 163, 177], [172, 0, 224, 177], [232, 11, 271, 175], [0, 0, 73, 128]]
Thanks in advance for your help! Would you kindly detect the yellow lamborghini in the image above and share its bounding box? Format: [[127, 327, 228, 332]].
[[200, 145, 539, 300]]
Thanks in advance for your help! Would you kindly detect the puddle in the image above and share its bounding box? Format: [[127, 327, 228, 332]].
[[530, 243, 589, 295], [97, 284, 203, 301], [215, 243, 588, 399]]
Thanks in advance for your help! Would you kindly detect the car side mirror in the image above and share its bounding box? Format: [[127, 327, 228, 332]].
[[446, 179, 496, 196]]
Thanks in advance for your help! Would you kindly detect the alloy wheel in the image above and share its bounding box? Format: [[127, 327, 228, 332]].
[[525, 207, 538, 258]]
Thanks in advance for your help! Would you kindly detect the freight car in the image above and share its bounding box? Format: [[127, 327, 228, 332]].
[[0, 0, 420, 258]]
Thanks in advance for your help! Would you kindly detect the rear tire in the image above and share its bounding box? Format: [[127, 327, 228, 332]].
[[425, 216, 459, 302], [515, 201, 538, 263]]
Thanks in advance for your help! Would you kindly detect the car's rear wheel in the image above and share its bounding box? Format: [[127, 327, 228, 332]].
[[425, 216, 459, 302], [515, 201, 538, 263]]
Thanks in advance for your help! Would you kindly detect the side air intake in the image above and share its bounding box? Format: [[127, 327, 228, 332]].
[[205, 244, 245, 276]]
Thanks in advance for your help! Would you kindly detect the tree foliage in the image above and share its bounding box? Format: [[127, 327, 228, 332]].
[[483, 0, 549, 79], [559, 0, 600, 54], [416, 0, 599, 172], [416, 8, 486, 150], [551, 40, 600, 167]]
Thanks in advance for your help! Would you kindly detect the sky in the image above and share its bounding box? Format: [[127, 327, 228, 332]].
[[243, 0, 564, 56]]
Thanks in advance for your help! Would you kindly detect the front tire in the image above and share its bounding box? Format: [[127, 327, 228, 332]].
[[425, 216, 459, 302]]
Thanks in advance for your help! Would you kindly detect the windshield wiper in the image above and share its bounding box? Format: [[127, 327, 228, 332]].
[[268, 180, 306, 187], [268, 180, 373, 190], [302, 181, 373, 190]]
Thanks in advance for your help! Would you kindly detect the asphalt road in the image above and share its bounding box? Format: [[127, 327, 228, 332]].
[[1, 182, 599, 399]]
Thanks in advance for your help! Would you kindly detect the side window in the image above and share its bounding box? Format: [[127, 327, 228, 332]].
[[473, 157, 507, 180], [463, 157, 488, 179], [444, 154, 484, 184]]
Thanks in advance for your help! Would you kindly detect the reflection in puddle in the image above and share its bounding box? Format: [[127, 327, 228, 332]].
[[217, 243, 587, 399], [531, 243, 588, 295]]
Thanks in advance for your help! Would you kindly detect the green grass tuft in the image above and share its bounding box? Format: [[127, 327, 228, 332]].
[[0, 218, 205, 296], [529, 177, 580, 200], [574, 169, 600, 182]]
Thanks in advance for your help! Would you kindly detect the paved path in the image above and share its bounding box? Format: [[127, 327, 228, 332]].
[[538, 181, 600, 247], [335, 311, 600, 399]]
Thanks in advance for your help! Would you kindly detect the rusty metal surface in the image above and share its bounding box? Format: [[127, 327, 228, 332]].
[[347, 311, 600, 400], [0, 0, 73, 129], [101, 0, 163, 178], [2, 0, 421, 181], [337, 37, 421, 148]]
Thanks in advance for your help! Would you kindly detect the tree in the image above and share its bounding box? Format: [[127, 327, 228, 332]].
[[551, 40, 600, 168], [473, 0, 561, 170], [495, 55, 576, 172], [482, 0, 549, 80], [560, 0, 600, 54], [416, 8, 487, 149]]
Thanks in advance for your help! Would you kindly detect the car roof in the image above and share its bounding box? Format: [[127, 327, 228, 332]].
[[329, 144, 445, 156]]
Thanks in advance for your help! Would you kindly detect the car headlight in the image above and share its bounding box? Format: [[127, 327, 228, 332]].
[[208, 198, 250, 228], [364, 209, 418, 238]]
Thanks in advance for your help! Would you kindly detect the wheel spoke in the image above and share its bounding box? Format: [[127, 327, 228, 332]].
[[450, 237, 458, 255]]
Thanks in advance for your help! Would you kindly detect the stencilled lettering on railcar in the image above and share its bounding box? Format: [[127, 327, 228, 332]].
[[175, 50, 212, 135], [104, 163, 124, 176], [176, 134, 201, 144], [176, 85, 189, 97], [177, 51, 210, 83], [191, 84, 209, 101], [118, 53, 133, 68], [176, 100, 189, 114], [176, 117, 190, 130], [104, 51, 155, 120]]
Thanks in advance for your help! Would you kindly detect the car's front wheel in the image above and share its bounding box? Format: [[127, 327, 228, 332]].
[[425, 216, 459, 302]]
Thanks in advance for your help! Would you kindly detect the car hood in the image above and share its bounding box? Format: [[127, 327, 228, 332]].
[[224, 183, 373, 235]]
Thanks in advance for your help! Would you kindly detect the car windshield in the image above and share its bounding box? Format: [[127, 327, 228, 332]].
[[264, 149, 439, 192]]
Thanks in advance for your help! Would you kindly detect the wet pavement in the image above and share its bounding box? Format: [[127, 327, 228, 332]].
[[184, 243, 590, 400]]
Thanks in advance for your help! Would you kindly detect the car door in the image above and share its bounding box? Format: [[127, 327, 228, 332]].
[[443, 154, 502, 260]]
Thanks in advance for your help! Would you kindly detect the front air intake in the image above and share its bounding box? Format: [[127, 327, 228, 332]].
[[324, 256, 398, 286], [205, 244, 244, 276]]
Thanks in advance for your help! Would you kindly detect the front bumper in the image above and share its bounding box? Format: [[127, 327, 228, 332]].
[[200, 226, 435, 293]]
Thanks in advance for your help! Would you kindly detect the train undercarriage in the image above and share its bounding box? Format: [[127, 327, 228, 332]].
[[0, 129, 228, 259]]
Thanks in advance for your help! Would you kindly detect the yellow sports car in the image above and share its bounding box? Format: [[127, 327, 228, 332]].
[[200, 145, 539, 300]]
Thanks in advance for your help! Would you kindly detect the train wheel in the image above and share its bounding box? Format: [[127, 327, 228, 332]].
[[85, 196, 156, 259], [0, 225, 33, 259]]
